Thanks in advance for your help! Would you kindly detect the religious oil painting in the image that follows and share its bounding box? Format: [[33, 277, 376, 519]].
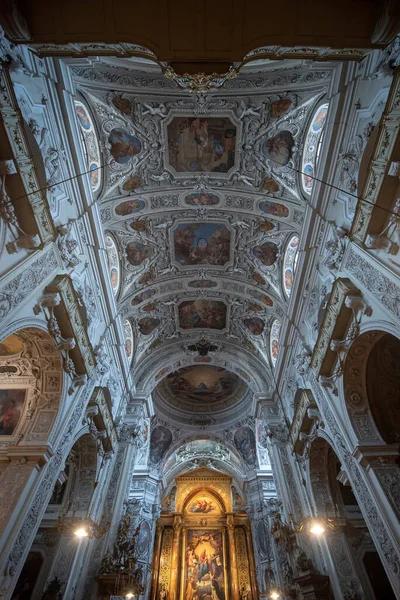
[[253, 242, 278, 266], [184, 530, 225, 600], [126, 241, 152, 266], [262, 130, 295, 167], [167, 117, 236, 173], [115, 199, 145, 216], [162, 366, 240, 404], [259, 200, 289, 218], [178, 300, 227, 330], [234, 426, 257, 467], [138, 317, 160, 336], [185, 193, 220, 206], [188, 494, 218, 514], [173, 223, 231, 267], [149, 425, 173, 465], [0, 389, 26, 436], [108, 128, 142, 164]]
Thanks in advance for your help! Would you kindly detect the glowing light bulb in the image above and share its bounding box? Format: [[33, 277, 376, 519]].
[[125, 593, 135, 599], [74, 527, 88, 538], [270, 592, 280, 600], [309, 521, 325, 536]]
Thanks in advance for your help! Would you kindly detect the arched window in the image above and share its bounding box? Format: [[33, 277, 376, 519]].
[[270, 319, 281, 367], [283, 235, 300, 297], [123, 319, 134, 364], [301, 103, 329, 196], [104, 233, 120, 297], [74, 100, 101, 193]]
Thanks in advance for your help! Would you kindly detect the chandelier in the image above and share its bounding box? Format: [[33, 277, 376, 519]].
[[57, 513, 109, 539], [271, 512, 343, 548]]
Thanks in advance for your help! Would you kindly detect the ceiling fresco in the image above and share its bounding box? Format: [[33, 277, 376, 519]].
[[70, 57, 330, 415], [155, 366, 246, 411]]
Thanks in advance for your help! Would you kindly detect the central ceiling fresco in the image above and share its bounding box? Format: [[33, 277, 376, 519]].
[[71, 57, 333, 422]]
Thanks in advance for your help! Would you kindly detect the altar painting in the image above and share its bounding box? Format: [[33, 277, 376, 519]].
[[187, 494, 219, 515], [167, 117, 236, 173], [184, 530, 226, 600]]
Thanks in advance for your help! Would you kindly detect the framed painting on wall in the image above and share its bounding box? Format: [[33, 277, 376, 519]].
[[0, 388, 26, 436], [182, 529, 227, 600]]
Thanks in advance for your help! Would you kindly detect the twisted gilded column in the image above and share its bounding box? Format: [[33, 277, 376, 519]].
[[226, 514, 240, 600], [150, 523, 164, 600], [170, 514, 182, 600]]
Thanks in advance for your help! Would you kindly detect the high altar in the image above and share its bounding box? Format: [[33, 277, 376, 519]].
[[150, 469, 258, 600]]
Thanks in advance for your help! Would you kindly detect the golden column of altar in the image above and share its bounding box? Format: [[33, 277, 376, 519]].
[[226, 514, 240, 600], [150, 468, 258, 600]]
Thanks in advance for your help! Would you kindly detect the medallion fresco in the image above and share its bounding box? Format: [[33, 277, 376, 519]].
[[253, 242, 278, 266], [122, 176, 142, 191], [301, 103, 329, 195], [259, 200, 289, 218], [105, 234, 120, 296], [131, 289, 156, 306], [234, 426, 257, 467], [249, 290, 273, 307], [0, 389, 25, 436], [111, 95, 132, 115], [138, 317, 160, 336], [123, 319, 134, 363], [160, 366, 241, 405], [244, 317, 265, 336], [283, 235, 299, 297], [184, 530, 225, 600], [126, 241, 152, 266], [167, 116, 236, 173], [108, 128, 142, 164], [263, 177, 280, 192], [185, 192, 220, 206], [115, 199, 145, 216], [173, 223, 231, 267], [178, 300, 227, 330], [270, 319, 281, 366], [271, 98, 292, 119], [149, 425, 172, 465], [262, 130, 295, 167]]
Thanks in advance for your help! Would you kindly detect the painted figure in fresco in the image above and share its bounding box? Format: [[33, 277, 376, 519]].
[[138, 317, 160, 336], [189, 498, 215, 513], [262, 130, 294, 167], [149, 426, 173, 464], [115, 199, 145, 216], [162, 366, 239, 405], [112, 95, 132, 115], [185, 193, 219, 206], [234, 426, 257, 467], [244, 317, 265, 336], [108, 128, 141, 164], [178, 300, 227, 331], [270, 98, 292, 119], [75, 103, 91, 130], [174, 223, 230, 267], [168, 117, 236, 173], [126, 241, 152, 266], [253, 242, 278, 267], [259, 200, 289, 218]]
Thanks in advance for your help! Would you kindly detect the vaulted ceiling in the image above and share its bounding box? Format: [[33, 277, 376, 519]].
[[71, 57, 332, 424]]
